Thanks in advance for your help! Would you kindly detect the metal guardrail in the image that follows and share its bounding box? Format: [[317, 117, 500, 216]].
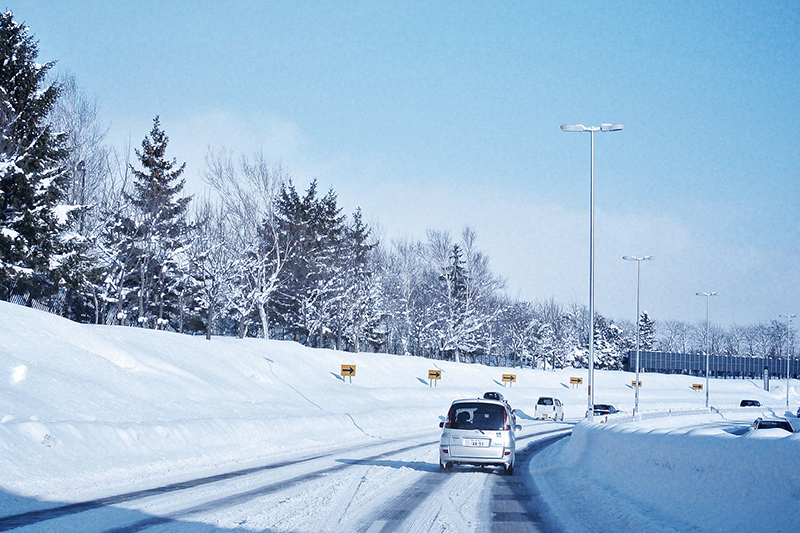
[[597, 405, 794, 427], [599, 407, 714, 426]]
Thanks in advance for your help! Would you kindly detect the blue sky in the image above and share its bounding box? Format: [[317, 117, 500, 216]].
[[13, 0, 800, 327]]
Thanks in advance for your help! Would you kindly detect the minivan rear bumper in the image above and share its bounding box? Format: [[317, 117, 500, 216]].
[[440, 445, 513, 467]]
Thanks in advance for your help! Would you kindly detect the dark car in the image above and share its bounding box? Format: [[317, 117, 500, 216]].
[[740, 400, 761, 407], [750, 417, 794, 433], [483, 392, 516, 425], [592, 404, 619, 416]]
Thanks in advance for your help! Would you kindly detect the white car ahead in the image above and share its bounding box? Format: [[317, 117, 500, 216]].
[[534, 396, 564, 421]]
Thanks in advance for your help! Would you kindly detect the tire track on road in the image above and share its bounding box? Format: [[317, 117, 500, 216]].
[[0, 438, 433, 532], [357, 428, 572, 533], [102, 440, 437, 533], [489, 431, 571, 533]]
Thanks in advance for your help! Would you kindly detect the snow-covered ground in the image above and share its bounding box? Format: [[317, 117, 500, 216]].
[[1, 301, 798, 532]]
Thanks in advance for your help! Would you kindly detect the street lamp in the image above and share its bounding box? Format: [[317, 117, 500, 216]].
[[696, 292, 718, 408], [623, 255, 654, 416], [779, 314, 795, 408], [562, 123, 623, 421]]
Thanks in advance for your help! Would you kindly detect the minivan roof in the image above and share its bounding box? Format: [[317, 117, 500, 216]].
[[451, 398, 506, 406]]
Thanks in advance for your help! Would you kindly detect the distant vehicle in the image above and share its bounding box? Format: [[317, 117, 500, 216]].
[[534, 397, 564, 421], [740, 400, 761, 407], [750, 417, 794, 433], [586, 404, 619, 417], [483, 392, 516, 425], [439, 398, 521, 475], [796, 407, 800, 418]]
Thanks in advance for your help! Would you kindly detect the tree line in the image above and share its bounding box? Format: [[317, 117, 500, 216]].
[[0, 12, 795, 369]]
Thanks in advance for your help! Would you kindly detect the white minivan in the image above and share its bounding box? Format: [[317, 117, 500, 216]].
[[438, 398, 521, 475], [534, 396, 564, 421]]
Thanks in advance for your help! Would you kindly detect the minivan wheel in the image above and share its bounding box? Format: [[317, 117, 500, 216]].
[[504, 462, 514, 476], [440, 461, 451, 473]]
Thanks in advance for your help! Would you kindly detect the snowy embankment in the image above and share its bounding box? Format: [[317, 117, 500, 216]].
[[1, 300, 799, 531], [534, 410, 800, 532]]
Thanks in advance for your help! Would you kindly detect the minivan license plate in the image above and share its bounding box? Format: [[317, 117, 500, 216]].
[[467, 439, 489, 447]]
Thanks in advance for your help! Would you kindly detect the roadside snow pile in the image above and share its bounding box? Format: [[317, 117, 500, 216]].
[[534, 413, 800, 533]]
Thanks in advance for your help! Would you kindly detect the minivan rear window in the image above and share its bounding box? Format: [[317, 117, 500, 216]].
[[537, 398, 553, 406], [449, 403, 506, 431]]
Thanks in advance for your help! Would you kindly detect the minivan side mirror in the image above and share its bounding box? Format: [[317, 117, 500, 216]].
[[439, 422, 444, 428], [514, 424, 522, 431]]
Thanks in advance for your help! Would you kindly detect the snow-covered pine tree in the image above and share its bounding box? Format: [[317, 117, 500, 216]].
[[593, 314, 631, 370], [638, 311, 657, 350], [273, 179, 345, 346], [309, 186, 346, 348], [0, 11, 71, 302], [335, 208, 379, 352], [124, 116, 191, 326]]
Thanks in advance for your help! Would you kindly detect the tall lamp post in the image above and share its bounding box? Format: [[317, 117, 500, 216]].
[[561, 123, 623, 421], [696, 292, 717, 408], [779, 314, 795, 408], [623, 255, 654, 416]]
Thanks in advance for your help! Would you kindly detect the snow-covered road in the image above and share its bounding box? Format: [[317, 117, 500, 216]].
[[2, 425, 571, 533]]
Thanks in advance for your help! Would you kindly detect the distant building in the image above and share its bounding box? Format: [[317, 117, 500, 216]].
[[623, 351, 798, 379]]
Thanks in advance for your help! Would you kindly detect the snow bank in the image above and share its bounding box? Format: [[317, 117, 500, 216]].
[[536, 413, 800, 532]]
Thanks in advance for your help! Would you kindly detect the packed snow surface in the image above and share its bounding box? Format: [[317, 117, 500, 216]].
[[0, 301, 798, 532]]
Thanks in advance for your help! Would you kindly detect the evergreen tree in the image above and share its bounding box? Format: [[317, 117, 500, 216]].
[[639, 311, 656, 350], [123, 116, 190, 325], [593, 314, 631, 370], [338, 208, 379, 352], [274, 179, 345, 346], [0, 11, 71, 301]]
